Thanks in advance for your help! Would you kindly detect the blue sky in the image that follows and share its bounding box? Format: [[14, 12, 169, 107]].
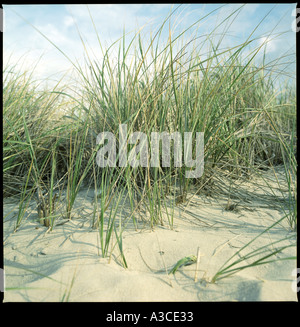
[[3, 4, 297, 86]]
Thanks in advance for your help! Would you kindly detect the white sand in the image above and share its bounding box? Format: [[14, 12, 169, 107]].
[[3, 185, 297, 302]]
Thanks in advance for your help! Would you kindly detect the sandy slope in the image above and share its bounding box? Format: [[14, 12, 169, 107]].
[[3, 186, 297, 302]]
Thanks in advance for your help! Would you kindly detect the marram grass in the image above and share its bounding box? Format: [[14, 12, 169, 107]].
[[3, 5, 296, 281]]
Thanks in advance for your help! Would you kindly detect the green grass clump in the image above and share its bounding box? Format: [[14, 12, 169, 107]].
[[3, 5, 296, 276]]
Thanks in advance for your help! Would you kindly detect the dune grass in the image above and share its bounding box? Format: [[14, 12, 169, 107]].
[[211, 214, 296, 283], [3, 5, 296, 280]]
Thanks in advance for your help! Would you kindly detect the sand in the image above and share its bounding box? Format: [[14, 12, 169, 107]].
[[3, 181, 297, 302]]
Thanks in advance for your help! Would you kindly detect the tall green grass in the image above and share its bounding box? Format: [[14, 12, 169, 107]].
[[3, 5, 296, 273]]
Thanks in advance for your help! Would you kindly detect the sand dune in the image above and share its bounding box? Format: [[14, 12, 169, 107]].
[[3, 186, 297, 302]]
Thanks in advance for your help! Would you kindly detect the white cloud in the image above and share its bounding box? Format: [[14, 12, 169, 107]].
[[258, 36, 277, 53], [36, 23, 68, 45], [64, 4, 164, 42], [64, 16, 75, 28]]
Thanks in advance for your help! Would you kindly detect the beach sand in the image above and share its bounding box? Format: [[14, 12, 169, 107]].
[[3, 183, 297, 302]]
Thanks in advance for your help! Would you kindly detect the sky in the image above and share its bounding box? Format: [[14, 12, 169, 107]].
[[3, 4, 297, 88]]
